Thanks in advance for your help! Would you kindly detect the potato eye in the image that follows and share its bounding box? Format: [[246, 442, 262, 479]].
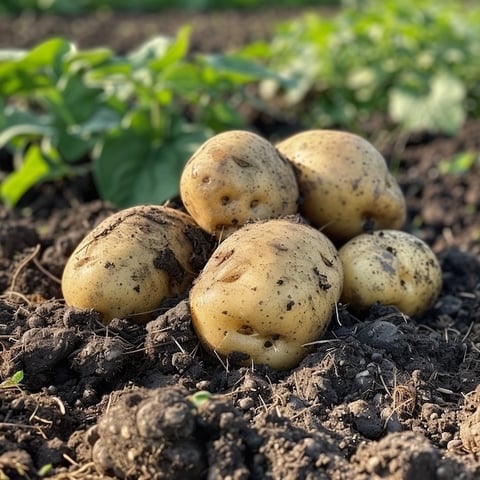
[[250, 199, 259, 208], [237, 325, 254, 335], [221, 196, 230, 205]]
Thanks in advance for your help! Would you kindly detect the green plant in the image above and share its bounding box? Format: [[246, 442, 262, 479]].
[[439, 151, 480, 175], [188, 390, 211, 408], [2, 0, 479, 208], [38, 464, 53, 477], [248, 0, 480, 133], [0, 29, 280, 207], [0, 370, 24, 389]]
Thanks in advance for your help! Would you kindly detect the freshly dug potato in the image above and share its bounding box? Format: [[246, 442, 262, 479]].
[[62, 205, 213, 323], [276, 129, 406, 243], [189, 218, 343, 370], [339, 230, 442, 317], [180, 130, 299, 239]]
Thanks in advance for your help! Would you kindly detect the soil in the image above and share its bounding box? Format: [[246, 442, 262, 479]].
[[1, 7, 480, 480]]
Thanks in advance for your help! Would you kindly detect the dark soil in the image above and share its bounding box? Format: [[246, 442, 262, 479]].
[[1, 8, 480, 480]]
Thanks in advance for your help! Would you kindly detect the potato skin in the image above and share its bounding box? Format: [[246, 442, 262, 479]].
[[276, 129, 406, 243], [189, 218, 343, 370], [62, 205, 213, 323], [339, 230, 442, 317], [180, 130, 299, 239]]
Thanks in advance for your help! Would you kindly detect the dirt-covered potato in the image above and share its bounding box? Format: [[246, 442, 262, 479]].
[[62, 205, 213, 323], [189, 218, 343, 370], [180, 130, 299, 239], [276, 129, 406, 243], [339, 230, 442, 317]]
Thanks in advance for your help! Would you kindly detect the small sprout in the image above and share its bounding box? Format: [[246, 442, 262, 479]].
[[0, 370, 24, 389], [38, 464, 53, 477], [439, 151, 479, 175], [188, 390, 212, 408]]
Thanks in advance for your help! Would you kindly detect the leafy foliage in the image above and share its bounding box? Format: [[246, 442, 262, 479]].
[[0, 29, 282, 207], [1, 0, 479, 208], [0, 370, 24, 389], [250, 0, 480, 133], [439, 151, 480, 175]]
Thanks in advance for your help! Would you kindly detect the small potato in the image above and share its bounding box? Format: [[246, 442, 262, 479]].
[[339, 230, 442, 317], [180, 130, 299, 239], [189, 218, 343, 370], [62, 205, 213, 323], [276, 129, 406, 243]]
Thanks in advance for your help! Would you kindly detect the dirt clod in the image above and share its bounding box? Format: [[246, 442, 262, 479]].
[[91, 387, 205, 480]]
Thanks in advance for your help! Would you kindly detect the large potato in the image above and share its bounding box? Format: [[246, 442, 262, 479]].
[[189, 218, 343, 370], [276, 129, 406, 243], [180, 130, 299, 239], [62, 205, 213, 323], [339, 230, 442, 317]]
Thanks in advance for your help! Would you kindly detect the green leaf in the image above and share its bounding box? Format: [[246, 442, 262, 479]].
[[149, 25, 191, 71], [0, 370, 24, 389], [60, 74, 105, 123], [85, 59, 133, 83], [201, 54, 280, 83], [93, 130, 150, 207], [20, 38, 73, 73], [70, 108, 121, 136], [0, 49, 25, 62], [65, 46, 114, 74], [161, 63, 204, 97], [389, 72, 466, 134], [439, 151, 479, 175], [188, 390, 211, 408], [0, 107, 54, 147], [56, 132, 95, 163], [0, 38, 72, 95], [200, 101, 246, 131], [128, 33, 185, 69], [58, 109, 120, 163], [93, 121, 209, 207], [0, 144, 66, 206], [32, 75, 111, 162], [38, 464, 53, 477]]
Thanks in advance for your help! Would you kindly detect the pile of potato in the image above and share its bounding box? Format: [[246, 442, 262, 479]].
[[62, 129, 442, 370]]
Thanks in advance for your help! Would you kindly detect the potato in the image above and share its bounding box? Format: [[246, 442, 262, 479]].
[[276, 129, 406, 243], [180, 130, 299, 239], [339, 230, 442, 317], [189, 218, 343, 370], [62, 205, 213, 323]]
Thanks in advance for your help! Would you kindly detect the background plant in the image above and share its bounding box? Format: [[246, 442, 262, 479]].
[[248, 0, 480, 134], [1, 0, 479, 209], [0, 29, 281, 207]]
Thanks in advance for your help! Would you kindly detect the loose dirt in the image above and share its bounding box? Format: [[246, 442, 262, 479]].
[[1, 7, 480, 480]]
